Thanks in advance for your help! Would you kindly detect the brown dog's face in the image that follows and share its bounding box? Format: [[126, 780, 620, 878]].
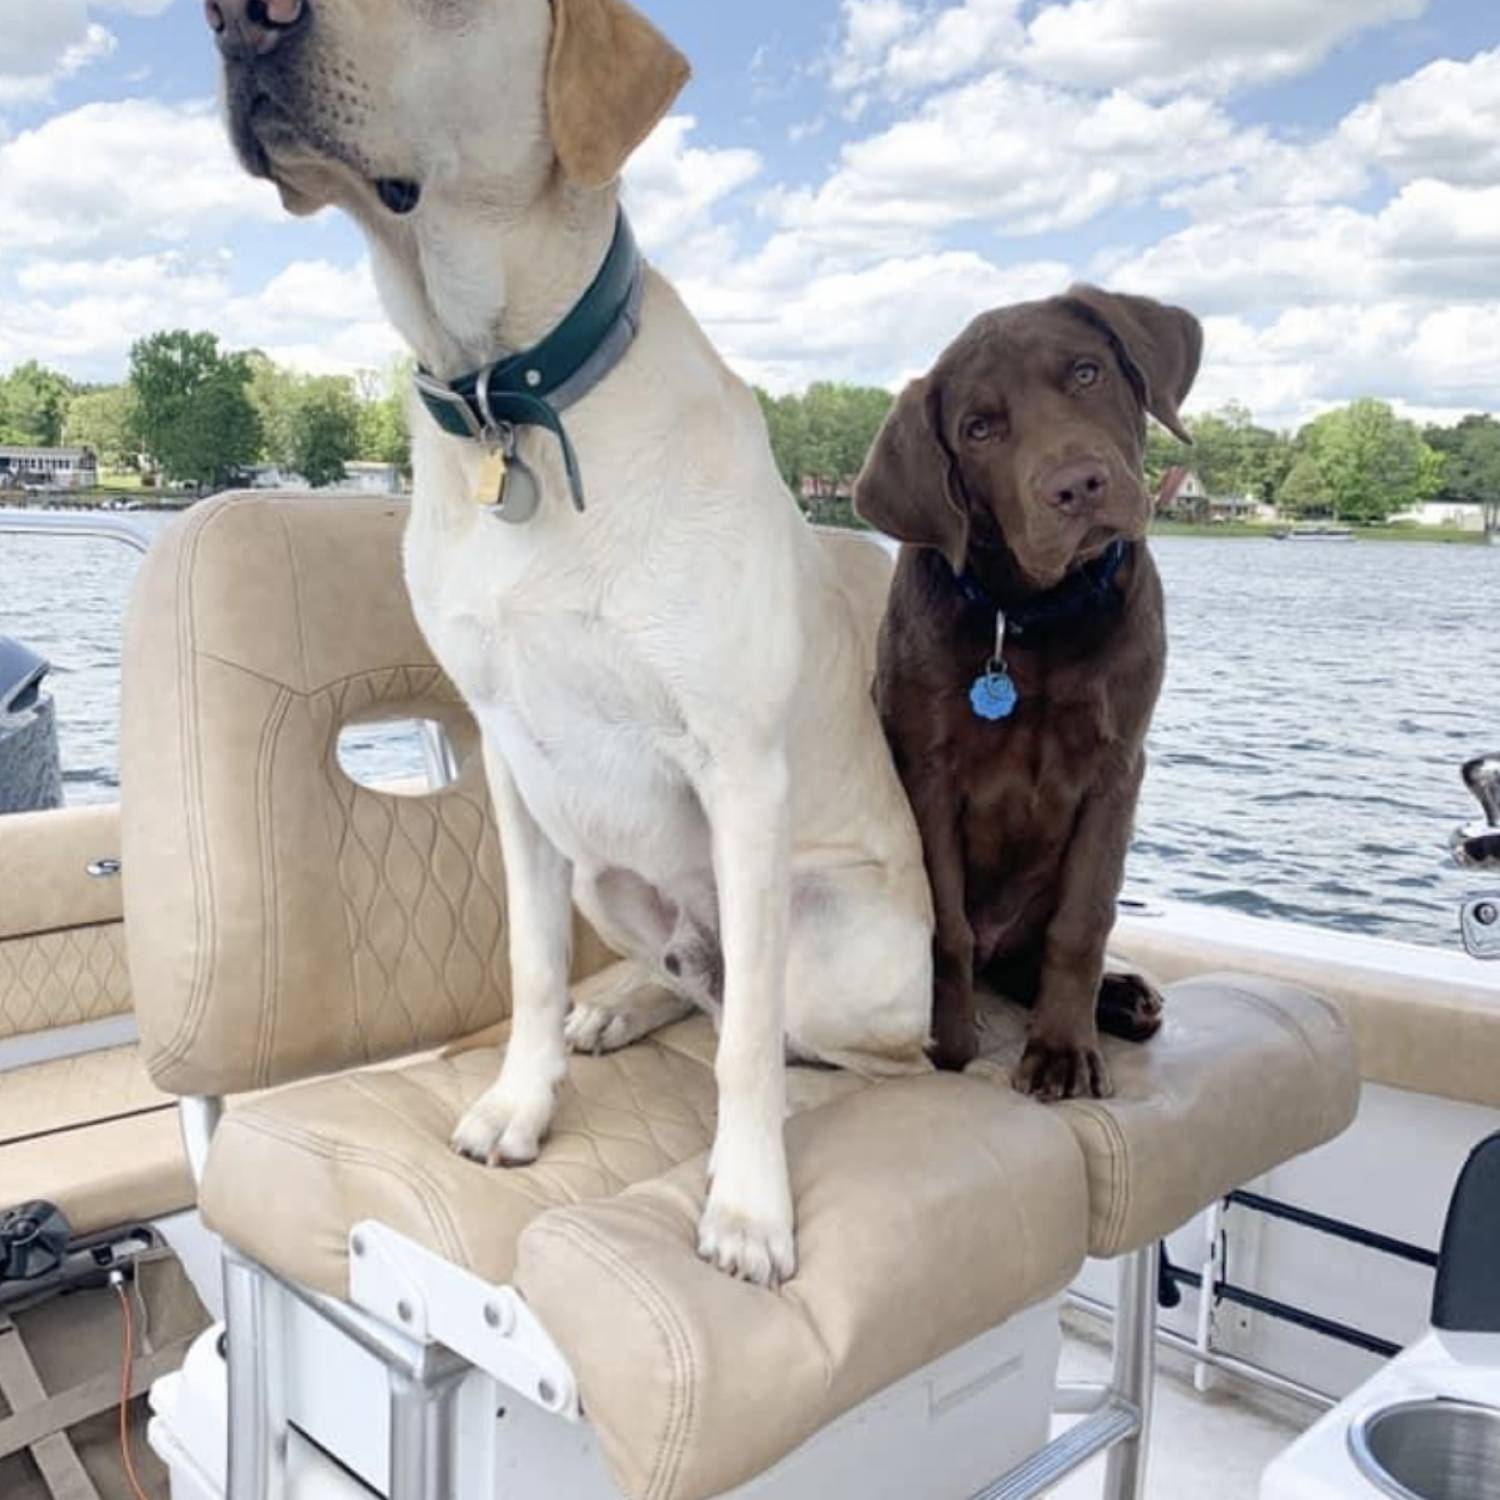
[[855, 288, 1203, 591], [207, 0, 687, 219]]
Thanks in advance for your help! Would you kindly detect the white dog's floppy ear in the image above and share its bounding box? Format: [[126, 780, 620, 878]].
[[1060, 285, 1202, 445], [547, 0, 690, 188], [853, 376, 971, 575]]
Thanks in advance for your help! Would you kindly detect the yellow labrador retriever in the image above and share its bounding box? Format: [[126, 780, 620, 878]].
[[205, 0, 933, 1285]]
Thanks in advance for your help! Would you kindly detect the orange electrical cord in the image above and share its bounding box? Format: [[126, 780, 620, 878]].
[[113, 1278, 155, 1500]]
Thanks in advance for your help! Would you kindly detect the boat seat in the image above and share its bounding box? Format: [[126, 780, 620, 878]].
[[0, 1046, 194, 1235], [120, 495, 1358, 1500], [0, 804, 196, 1235]]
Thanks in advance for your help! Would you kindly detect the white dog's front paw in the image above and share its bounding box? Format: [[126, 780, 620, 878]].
[[697, 1171, 796, 1287], [451, 1079, 557, 1167]]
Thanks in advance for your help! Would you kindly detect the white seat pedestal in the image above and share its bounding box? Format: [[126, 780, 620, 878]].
[[148, 1286, 1068, 1500]]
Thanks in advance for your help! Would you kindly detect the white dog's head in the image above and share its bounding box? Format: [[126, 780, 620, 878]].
[[209, 0, 688, 222]]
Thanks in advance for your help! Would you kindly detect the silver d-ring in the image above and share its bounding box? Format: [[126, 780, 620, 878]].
[[474, 366, 502, 438]]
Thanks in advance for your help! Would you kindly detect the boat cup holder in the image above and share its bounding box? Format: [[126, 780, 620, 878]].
[[1349, 1399, 1500, 1499]]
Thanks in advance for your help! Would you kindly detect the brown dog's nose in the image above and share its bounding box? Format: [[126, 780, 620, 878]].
[[1041, 458, 1110, 512], [205, 0, 307, 58]]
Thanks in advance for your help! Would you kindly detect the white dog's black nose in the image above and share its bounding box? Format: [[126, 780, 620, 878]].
[[206, 0, 307, 58]]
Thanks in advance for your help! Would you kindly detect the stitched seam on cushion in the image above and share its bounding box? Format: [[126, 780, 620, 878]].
[[340, 1074, 473, 1261], [220, 1107, 468, 1266], [278, 504, 314, 696], [254, 688, 292, 1088], [157, 510, 216, 1076], [533, 1217, 696, 1500], [1067, 1102, 1132, 1251]]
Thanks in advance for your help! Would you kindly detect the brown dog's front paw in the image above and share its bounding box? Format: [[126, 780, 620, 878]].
[[1014, 1031, 1112, 1101], [929, 978, 980, 1072], [1097, 970, 1165, 1043], [930, 1015, 980, 1072]]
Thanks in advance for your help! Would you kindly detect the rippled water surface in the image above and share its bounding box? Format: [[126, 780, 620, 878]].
[[2, 515, 1495, 949]]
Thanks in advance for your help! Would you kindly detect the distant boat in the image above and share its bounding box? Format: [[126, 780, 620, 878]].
[[1275, 522, 1354, 541]]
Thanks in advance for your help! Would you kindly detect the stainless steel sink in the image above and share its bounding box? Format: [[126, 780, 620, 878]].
[[1349, 1398, 1500, 1499]]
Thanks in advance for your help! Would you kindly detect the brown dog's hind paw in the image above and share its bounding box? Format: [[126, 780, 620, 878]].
[[1013, 1033, 1112, 1101], [1097, 970, 1165, 1043]]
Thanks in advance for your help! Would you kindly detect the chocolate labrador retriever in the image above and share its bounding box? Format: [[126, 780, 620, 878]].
[[854, 287, 1202, 1096]]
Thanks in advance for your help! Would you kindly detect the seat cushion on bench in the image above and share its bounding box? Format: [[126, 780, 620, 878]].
[[199, 1015, 866, 1297], [0, 1047, 192, 1233], [968, 972, 1359, 1257], [515, 1075, 1086, 1500]]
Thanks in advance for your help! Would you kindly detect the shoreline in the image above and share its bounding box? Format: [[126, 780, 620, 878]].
[[1148, 520, 1491, 545]]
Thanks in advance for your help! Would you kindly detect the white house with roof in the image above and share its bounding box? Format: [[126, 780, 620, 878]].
[[0, 445, 99, 492]]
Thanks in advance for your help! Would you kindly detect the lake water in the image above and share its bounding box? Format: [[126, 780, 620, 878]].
[[2, 512, 1496, 951]]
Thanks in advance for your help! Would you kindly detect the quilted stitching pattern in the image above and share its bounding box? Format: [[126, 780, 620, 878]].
[[0, 922, 131, 1041], [0, 1044, 170, 1145], [311, 669, 511, 1062], [206, 1017, 876, 1292]]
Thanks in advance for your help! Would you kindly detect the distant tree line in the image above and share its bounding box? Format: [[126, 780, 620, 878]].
[[1147, 398, 1500, 528], [6, 347, 1498, 529], [0, 333, 412, 493]]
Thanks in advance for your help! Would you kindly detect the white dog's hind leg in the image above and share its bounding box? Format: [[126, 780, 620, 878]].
[[693, 748, 795, 1286], [565, 959, 694, 1054], [452, 742, 573, 1167]]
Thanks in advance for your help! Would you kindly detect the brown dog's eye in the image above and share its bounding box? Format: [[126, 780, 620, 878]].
[[1073, 360, 1102, 389], [963, 415, 996, 443]]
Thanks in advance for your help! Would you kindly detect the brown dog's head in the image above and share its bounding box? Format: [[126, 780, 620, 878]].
[[207, 0, 688, 219], [854, 289, 1202, 590]]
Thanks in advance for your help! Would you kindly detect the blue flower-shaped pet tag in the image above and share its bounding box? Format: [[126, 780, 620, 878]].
[[970, 666, 1018, 721], [970, 607, 1017, 721]]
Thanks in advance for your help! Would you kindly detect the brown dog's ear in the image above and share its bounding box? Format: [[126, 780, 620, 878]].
[[1062, 285, 1202, 444], [547, 0, 690, 189], [853, 376, 970, 574]]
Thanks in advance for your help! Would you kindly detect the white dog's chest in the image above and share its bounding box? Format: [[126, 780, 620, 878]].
[[416, 576, 709, 881]]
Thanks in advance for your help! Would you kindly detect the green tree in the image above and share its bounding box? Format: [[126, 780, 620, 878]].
[[1297, 399, 1441, 524], [288, 376, 361, 487], [64, 385, 139, 470], [1425, 415, 1500, 536], [755, 388, 807, 494], [1144, 428, 1191, 493], [129, 331, 262, 491], [1278, 453, 1333, 517], [245, 351, 300, 469], [353, 359, 413, 471], [0, 361, 75, 446]]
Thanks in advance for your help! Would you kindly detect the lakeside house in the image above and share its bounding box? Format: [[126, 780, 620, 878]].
[[243, 460, 408, 495], [0, 445, 99, 492], [1391, 500, 1486, 533], [1156, 466, 1276, 523]]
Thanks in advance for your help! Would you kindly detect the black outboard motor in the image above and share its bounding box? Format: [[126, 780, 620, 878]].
[[0, 635, 62, 813]]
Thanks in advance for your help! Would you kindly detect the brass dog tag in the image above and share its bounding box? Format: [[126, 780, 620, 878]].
[[473, 448, 507, 509], [472, 437, 542, 525]]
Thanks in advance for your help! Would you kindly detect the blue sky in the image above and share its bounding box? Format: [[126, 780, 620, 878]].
[[2, 0, 1498, 429]]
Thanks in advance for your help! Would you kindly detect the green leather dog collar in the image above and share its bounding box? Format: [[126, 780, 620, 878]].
[[413, 212, 644, 515]]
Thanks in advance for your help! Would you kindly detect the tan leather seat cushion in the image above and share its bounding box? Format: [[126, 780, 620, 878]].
[[0, 1047, 192, 1233], [968, 973, 1359, 1256], [203, 1024, 1086, 1500], [200, 1016, 863, 1293], [515, 1077, 1085, 1500]]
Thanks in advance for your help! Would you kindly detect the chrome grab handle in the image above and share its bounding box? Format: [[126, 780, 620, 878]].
[[1452, 754, 1500, 871]]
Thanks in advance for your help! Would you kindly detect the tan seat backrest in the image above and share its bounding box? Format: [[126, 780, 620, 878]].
[[122, 493, 511, 1097]]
